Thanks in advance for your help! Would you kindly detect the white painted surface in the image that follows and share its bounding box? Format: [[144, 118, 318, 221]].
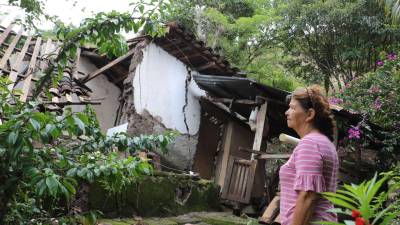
[[107, 123, 128, 137], [133, 43, 205, 135], [71, 57, 121, 132]]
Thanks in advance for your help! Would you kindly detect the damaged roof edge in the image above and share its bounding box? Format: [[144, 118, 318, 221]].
[[193, 74, 361, 122], [82, 21, 243, 86]]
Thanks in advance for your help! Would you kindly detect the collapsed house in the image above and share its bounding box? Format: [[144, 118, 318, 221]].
[[0, 20, 372, 217]]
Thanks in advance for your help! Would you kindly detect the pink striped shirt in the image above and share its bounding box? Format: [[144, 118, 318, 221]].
[[279, 132, 339, 225]]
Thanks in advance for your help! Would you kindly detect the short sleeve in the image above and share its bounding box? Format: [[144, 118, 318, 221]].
[[293, 139, 326, 193]]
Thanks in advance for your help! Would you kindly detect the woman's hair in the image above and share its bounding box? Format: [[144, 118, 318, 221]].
[[288, 85, 336, 141]]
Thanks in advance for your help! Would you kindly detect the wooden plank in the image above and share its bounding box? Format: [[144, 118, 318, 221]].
[[243, 160, 257, 203], [39, 38, 53, 70], [20, 37, 42, 102], [202, 96, 262, 106], [7, 36, 32, 91], [209, 102, 248, 122], [217, 122, 234, 189], [234, 164, 244, 195], [274, 213, 281, 223], [222, 157, 258, 203], [251, 101, 268, 160], [221, 155, 235, 199], [240, 165, 248, 198], [0, 22, 14, 45], [256, 154, 291, 160], [71, 48, 81, 79], [259, 195, 280, 224], [0, 29, 23, 69], [82, 47, 136, 83], [239, 147, 291, 159], [41, 101, 101, 105]]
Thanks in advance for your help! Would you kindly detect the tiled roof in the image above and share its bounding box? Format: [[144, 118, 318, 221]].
[[0, 22, 95, 111]]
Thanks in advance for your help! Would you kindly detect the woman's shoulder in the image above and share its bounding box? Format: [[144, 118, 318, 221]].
[[302, 132, 330, 143], [298, 132, 335, 150], [301, 132, 336, 154]]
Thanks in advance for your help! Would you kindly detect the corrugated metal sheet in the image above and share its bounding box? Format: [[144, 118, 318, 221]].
[[194, 74, 289, 102]]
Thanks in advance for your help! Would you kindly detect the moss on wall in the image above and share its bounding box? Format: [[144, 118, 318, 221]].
[[99, 212, 252, 225], [89, 172, 221, 217]]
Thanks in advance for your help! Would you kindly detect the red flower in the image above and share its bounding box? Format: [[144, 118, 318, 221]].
[[355, 217, 366, 225], [352, 209, 361, 218]]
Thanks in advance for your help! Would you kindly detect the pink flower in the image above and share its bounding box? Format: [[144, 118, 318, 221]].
[[374, 98, 382, 110], [348, 126, 361, 139], [328, 97, 343, 105], [387, 52, 397, 61], [376, 60, 384, 66]]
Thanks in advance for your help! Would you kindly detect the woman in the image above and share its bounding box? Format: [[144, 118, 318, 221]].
[[279, 85, 339, 225]]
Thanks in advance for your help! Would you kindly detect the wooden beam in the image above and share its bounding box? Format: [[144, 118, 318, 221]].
[[256, 154, 291, 160], [82, 47, 136, 83], [20, 37, 42, 102], [7, 36, 32, 91], [71, 48, 81, 79], [251, 102, 268, 160], [217, 122, 234, 189], [0, 22, 14, 46], [41, 101, 101, 105], [259, 195, 280, 224], [39, 38, 53, 70], [239, 147, 290, 159], [209, 101, 248, 122], [202, 96, 263, 106], [0, 29, 23, 69], [81, 50, 129, 84]]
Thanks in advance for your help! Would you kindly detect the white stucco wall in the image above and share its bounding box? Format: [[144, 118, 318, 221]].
[[133, 43, 206, 135], [72, 57, 121, 132]]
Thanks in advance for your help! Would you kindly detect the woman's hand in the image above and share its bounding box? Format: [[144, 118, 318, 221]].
[[291, 190, 318, 225]]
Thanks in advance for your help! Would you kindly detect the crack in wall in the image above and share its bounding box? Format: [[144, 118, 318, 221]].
[[183, 66, 192, 170]]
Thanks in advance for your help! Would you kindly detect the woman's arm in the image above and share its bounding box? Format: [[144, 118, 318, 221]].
[[291, 190, 318, 225]]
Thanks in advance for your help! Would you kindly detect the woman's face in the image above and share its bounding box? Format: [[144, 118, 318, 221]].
[[285, 98, 308, 130]]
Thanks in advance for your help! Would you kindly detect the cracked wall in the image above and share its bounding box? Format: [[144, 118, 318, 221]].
[[122, 42, 206, 170]]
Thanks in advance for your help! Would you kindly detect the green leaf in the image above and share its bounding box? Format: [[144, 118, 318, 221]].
[[73, 115, 85, 133], [322, 192, 359, 206], [66, 168, 77, 177], [313, 222, 343, 225], [325, 208, 351, 216], [36, 179, 47, 196], [7, 131, 18, 145], [46, 177, 59, 197], [372, 203, 396, 224], [29, 118, 41, 131], [324, 196, 357, 210]]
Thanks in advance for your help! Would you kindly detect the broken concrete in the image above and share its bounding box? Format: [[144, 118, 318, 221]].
[[126, 109, 198, 171]]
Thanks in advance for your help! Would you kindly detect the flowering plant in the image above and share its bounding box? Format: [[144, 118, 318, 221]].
[[317, 173, 398, 225], [334, 52, 400, 168]]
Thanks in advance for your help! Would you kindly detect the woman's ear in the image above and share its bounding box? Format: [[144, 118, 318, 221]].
[[305, 108, 316, 123]]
